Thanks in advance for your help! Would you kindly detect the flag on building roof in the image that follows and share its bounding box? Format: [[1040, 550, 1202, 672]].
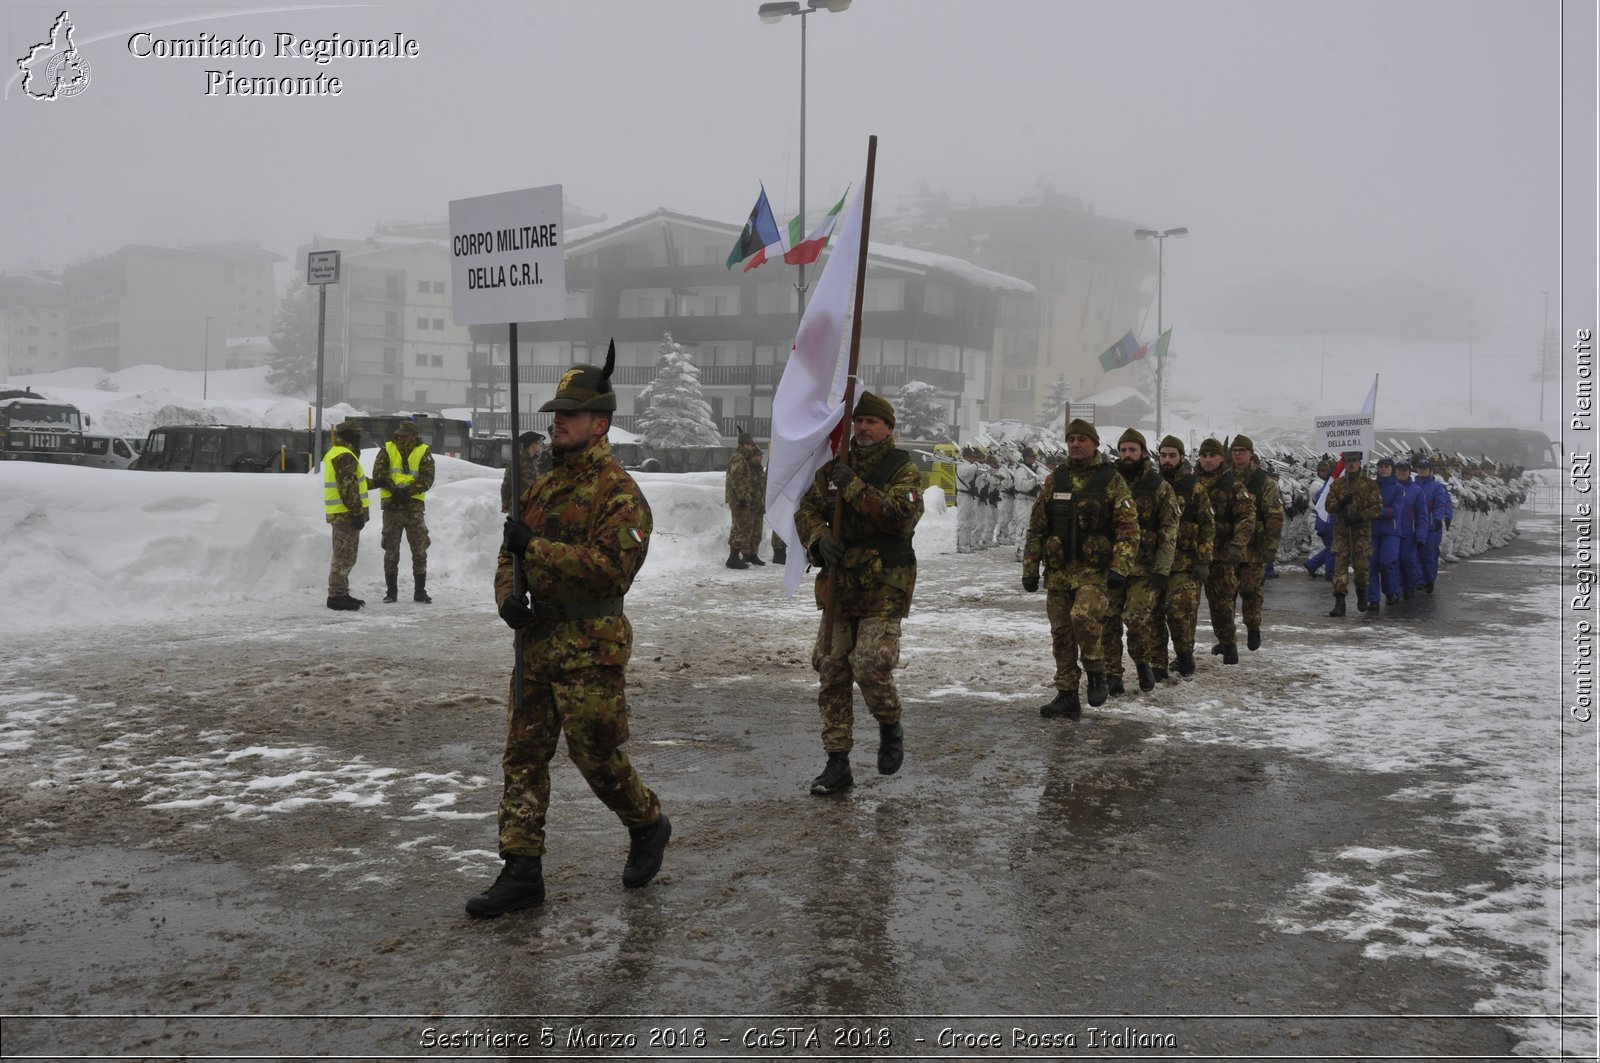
[[726, 186, 783, 270], [1129, 327, 1173, 363], [766, 181, 866, 599], [783, 188, 850, 266], [1096, 330, 1141, 372]]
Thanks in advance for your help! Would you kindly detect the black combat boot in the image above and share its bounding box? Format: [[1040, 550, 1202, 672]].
[[1424, 581, 1434, 594], [1086, 671, 1109, 707], [413, 575, 431, 604], [810, 753, 853, 796], [1039, 689, 1082, 719], [383, 573, 398, 603], [1151, 665, 1168, 684], [1136, 663, 1156, 692], [1222, 645, 1239, 665], [744, 551, 766, 566], [621, 813, 671, 888], [771, 544, 787, 565], [1328, 595, 1347, 617], [1176, 650, 1196, 676], [1356, 596, 1369, 612], [326, 595, 363, 611], [1106, 674, 1125, 697], [725, 548, 749, 570], [1386, 593, 1398, 606], [1247, 625, 1262, 651], [877, 722, 903, 775], [1402, 587, 1414, 600], [464, 855, 544, 918], [1211, 643, 1226, 656]]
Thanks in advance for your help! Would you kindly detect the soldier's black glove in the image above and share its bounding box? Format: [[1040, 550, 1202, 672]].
[[829, 462, 856, 490], [352, 514, 368, 531], [503, 518, 536, 555], [1148, 573, 1168, 594], [1107, 571, 1127, 591], [1022, 574, 1040, 593], [817, 535, 846, 567], [498, 595, 532, 630], [1225, 544, 1245, 564], [1193, 563, 1210, 583], [391, 487, 411, 502]]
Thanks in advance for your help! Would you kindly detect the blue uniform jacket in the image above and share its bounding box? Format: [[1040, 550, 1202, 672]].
[[1370, 473, 1403, 537], [1394, 480, 1420, 540]]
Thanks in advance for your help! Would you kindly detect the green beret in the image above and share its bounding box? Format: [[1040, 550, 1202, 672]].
[[1198, 437, 1225, 456], [1065, 418, 1099, 444], [1160, 434, 1185, 456], [852, 390, 895, 427], [1117, 427, 1147, 451]]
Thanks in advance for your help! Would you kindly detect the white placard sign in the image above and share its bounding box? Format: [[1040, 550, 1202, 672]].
[[448, 184, 567, 326], [1314, 412, 1375, 456], [306, 249, 340, 285]]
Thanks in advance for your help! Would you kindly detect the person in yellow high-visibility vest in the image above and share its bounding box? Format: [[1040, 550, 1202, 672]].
[[370, 420, 436, 603], [322, 421, 370, 611]]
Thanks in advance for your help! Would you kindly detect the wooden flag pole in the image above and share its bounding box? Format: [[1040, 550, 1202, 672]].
[[821, 134, 878, 655], [508, 321, 524, 717]]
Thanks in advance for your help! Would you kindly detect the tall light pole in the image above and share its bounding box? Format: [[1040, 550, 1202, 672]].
[[1133, 226, 1187, 438], [759, 0, 851, 322], [1540, 289, 1550, 422], [202, 315, 213, 400]]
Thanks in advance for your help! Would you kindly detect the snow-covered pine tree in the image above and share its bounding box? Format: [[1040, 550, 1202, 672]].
[[635, 332, 723, 447], [893, 379, 949, 440], [266, 275, 320, 396], [1040, 373, 1070, 427]]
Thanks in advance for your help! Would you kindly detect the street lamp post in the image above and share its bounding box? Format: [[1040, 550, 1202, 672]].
[[759, 0, 850, 322], [203, 315, 213, 400], [1540, 289, 1550, 422], [1132, 226, 1187, 439]]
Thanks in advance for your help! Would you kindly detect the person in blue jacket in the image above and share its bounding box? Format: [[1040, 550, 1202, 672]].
[[1393, 459, 1422, 597], [1412, 456, 1454, 593], [1304, 459, 1335, 581], [1366, 456, 1404, 610]]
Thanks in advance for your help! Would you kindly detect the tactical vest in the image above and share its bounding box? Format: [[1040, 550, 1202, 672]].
[[322, 445, 370, 515], [379, 441, 429, 501], [1046, 462, 1118, 561], [1130, 466, 1165, 566], [1207, 469, 1239, 543], [837, 449, 916, 567], [1170, 472, 1201, 553], [1245, 466, 1270, 547]]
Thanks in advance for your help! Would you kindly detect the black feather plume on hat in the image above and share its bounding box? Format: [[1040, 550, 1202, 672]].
[[603, 339, 615, 380]]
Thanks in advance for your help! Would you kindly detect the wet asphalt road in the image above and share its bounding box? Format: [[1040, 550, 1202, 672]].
[[0, 514, 1584, 1060]]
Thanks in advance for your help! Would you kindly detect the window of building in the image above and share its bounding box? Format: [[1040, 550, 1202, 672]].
[[757, 283, 797, 314], [431, 354, 444, 367], [383, 347, 397, 370], [418, 280, 429, 293], [1013, 373, 1033, 392], [416, 353, 428, 367], [432, 317, 444, 331], [385, 311, 399, 338], [417, 316, 429, 331], [863, 278, 904, 312], [922, 284, 956, 317], [432, 281, 445, 294]]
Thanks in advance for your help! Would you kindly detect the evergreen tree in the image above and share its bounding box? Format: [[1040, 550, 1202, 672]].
[[94, 371, 118, 392], [635, 332, 722, 447], [1040, 372, 1070, 427], [266, 276, 319, 396], [893, 379, 949, 440]]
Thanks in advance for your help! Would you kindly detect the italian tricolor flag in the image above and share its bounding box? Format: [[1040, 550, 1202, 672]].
[[782, 188, 849, 266]]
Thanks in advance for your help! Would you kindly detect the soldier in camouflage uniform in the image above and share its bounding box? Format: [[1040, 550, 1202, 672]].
[[1023, 418, 1140, 718], [1100, 429, 1179, 695], [724, 430, 767, 569], [322, 420, 370, 611], [370, 421, 436, 604], [470, 345, 670, 919], [1228, 435, 1285, 651], [794, 391, 924, 796], [1194, 437, 1254, 664], [1155, 435, 1215, 677], [1324, 450, 1383, 616], [500, 431, 545, 514]]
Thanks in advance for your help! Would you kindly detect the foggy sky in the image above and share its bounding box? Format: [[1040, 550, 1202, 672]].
[[3, 0, 1579, 422]]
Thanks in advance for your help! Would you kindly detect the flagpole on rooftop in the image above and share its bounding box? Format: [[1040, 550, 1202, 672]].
[[1133, 225, 1188, 438]]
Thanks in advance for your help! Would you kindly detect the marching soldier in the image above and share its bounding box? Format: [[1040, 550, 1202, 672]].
[[794, 392, 924, 796], [1102, 429, 1179, 693], [1023, 419, 1140, 718], [1324, 450, 1383, 615], [475, 346, 670, 918], [322, 420, 370, 611], [1228, 435, 1284, 650], [1195, 438, 1254, 664], [500, 431, 545, 514], [1155, 435, 1215, 678], [724, 429, 767, 569], [370, 420, 436, 604]]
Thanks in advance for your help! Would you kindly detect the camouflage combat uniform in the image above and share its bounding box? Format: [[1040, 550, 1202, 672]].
[[322, 437, 369, 597], [1196, 460, 1255, 650], [1024, 454, 1140, 694], [1156, 458, 1216, 663], [371, 432, 435, 582], [1101, 459, 1179, 677], [794, 437, 924, 755], [1326, 467, 1382, 602], [491, 437, 660, 857], [500, 450, 544, 513], [1234, 460, 1285, 630], [724, 442, 767, 556]]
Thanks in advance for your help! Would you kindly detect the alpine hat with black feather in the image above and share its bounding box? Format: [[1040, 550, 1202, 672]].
[[540, 339, 618, 413]]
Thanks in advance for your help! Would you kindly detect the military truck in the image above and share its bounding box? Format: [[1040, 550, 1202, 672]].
[[0, 387, 87, 465], [131, 425, 313, 473]]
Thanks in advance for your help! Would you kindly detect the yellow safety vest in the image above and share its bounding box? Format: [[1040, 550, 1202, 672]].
[[379, 441, 429, 501], [322, 445, 370, 516]]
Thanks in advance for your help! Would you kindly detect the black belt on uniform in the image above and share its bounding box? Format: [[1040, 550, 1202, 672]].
[[529, 597, 624, 621]]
